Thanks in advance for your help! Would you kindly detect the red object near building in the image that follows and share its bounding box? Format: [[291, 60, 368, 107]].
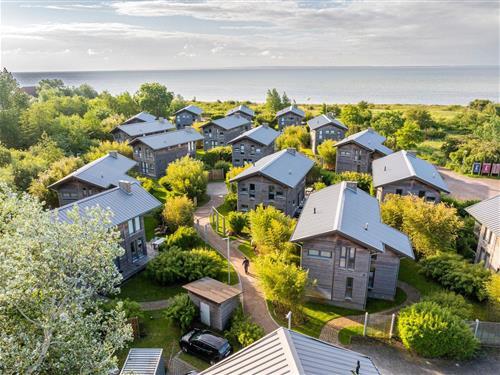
[[491, 163, 500, 175], [481, 163, 492, 175]]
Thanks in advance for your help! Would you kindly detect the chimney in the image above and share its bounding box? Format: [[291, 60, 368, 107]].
[[263, 123, 269, 128], [159, 117, 164, 123], [118, 180, 132, 194], [109, 150, 118, 159], [345, 181, 357, 192], [406, 150, 417, 157], [286, 147, 296, 156]]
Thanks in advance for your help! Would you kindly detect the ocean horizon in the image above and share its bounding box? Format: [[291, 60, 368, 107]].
[[12, 65, 499, 105]]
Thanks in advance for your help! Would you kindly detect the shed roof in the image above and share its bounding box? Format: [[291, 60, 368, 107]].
[[372, 150, 449, 193], [201, 115, 251, 130], [130, 128, 204, 150], [465, 195, 500, 237], [230, 149, 314, 188], [200, 327, 380, 375], [122, 111, 157, 125], [226, 105, 255, 118], [175, 104, 203, 116], [276, 105, 305, 118], [120, 348, 163, 375], [49, 152, 138, 190], [291, 182, 414, 258], [227, 125, 279, 146], [183, 277, 241, 304], [335, 128, 392, 155], [53, 182, 161, 227], [112, 118, 175, 137], [307, 114, 348, 131]]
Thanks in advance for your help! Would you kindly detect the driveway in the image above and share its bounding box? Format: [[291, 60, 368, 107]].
[[438, 167, 500, 201]]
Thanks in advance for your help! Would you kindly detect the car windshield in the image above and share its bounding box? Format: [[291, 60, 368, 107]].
[[218, 342, 230, 354]]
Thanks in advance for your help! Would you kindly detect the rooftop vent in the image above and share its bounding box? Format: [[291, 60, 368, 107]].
[[158, 117, 164, 122], [313, 207, 316, 214], [364, 222, 369, 231], [118, 180, 133, 194], [286, 148, 296, 155], [407, 150, 417, 157], [263, 123, 269, 128], [345, 181, 358, 192], [109, 150, 118, 158], [384, 165, 387, 172]]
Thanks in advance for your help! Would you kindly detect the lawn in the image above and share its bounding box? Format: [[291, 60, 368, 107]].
[[144, 214, 159, 241], [117, 271, 186, 302], [238, 241, 257, 261], [338, 325, 364, 345]]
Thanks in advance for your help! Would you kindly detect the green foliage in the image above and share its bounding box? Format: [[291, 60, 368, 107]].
[[136, 176, 154, 192], [275, 126, 309, 150], [225, 307, 264, 347], [316, 139, 336, 170], [486, 274, 500, 317], [398, 302, 478, 359], [165, 226, 204, 250], [340, 103, 372, 134], [225, 164, 251, 193], [371, 110, 404, 138], [162, 195, 195, 232], [265, 88, 291, 113], [468, 99, 494, 112], [104, 298, 145, 320], [162, 156, 208, 200], [200, 146, 232, 167], [134, 82, 173, 118], [214, 160, 232, 174], [223, 192, 238, 211], [313, 181, 327, 191], [321, 170, 372, 193], [169, 94, 188, 114], [422, 291, 473, 319], [420, 253, 491, 301], [405, 108, 435, 130], [395, 120, 424, 150], [83, 140, 133, 162], [227, 211, 248, 236], [164, 294, 198, 331]]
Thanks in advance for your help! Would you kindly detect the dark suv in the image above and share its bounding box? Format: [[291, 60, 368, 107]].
[[180, 329, 232, 364]]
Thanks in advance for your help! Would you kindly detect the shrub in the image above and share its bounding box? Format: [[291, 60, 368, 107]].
[[226, 164, 252, 193], [103, 299, 144, 320], [422, 291, 473, 319], [227, 211, 248, 236], [201, 146, 232, 167], [316, 139, 336, 170], [275, 126, 309, 150], [223, 192, 238, 211], [486, 273, 500, 313], [166, 226, 203, 250], [162, 196, 195, 231], [420, 253, 491, 301], [161, 156, 208, 200], [321, 170, 372, 193], [136, 176, 154, 192], [225, 307, 264, 348], [398, 302, 478, 359], [165, 294, 198, 331], [313, 181, 326, 191], [83, 140, 133, 161], [214, 160, 232, 175]]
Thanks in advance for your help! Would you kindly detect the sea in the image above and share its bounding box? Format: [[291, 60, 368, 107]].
[[12, 66, 499, 105]]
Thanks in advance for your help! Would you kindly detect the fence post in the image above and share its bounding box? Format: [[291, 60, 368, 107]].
[[474, 319, 480, 338], [389, 313, 396, 339], [216, 210, 219, 233], [204, 223, 208, 238], [363, 312, 368, 336], [222, 216, 226, 235]]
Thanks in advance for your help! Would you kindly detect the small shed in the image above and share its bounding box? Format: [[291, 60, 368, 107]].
[[120, 348, 165, 375], [183, 277, 242, 331]]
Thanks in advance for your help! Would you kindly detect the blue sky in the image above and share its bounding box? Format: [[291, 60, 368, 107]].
[[1, 0, 499, 71]]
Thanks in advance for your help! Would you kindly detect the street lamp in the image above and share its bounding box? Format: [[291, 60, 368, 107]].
[[223, 237, 230, 284]]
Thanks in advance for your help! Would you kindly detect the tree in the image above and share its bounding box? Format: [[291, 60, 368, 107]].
[[162, 195, 195, 231], [371, 110, 404, 139], [395, 120, 424, 150], [405, 108, 435, 130], [162, 156, 208, 201], [340, 104, 372, 134], [0, 185, 132, 374], [227, 211, 248, 236], [265, 88, 282, 113], [164, 294, 197, 331], [169, 94, 188, 114], [486, 274, 500, 319], [84, 140, 133, 162], [134, 82, 173, 118], [281, 92, 291, 108], [275, 125, 309, 150], [316, 139, 336, 170], [114, 92, 140, 117]]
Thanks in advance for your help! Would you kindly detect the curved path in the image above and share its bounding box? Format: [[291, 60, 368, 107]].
[[438, 167, 500, 201], [194, 182, 278, 334]]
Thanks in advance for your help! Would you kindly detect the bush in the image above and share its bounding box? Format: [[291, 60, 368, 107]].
[[275, 126, 309, 150], [137, 176, 154, 192], [162, 196, 195, 232], [165, 294, 198, 331], [214, 160, 232, 175], [316, 139, 336, 170], [313, 181, 326, 191], [223, 192, 238, 211], [103, 299, 144, 320], [161, 156, 208, 201], [227, 211, 248, 236], [486, 273, 500, 314], [422, 291, 473, 319], [166, 226, 204, 250], [201, 146, 232, 167], [398, 302, 478, 359], [226, 164, 252, 193], [420, 253, 491, 301], [225, 307, 264, 348]]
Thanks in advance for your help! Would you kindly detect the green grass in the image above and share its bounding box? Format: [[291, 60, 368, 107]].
[[117, 271, 186, 302], [144, 215, 159, 241], [365, 288, 407, 313], [238, 241, 257, 261], [338, 325, 364, 345]]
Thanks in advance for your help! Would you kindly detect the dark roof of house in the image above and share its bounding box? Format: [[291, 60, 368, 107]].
[[49, 152, 138, 190], [276, 105, 305, 118], [122, 111, 157, 125], [183, 277, 241, 304], [174, 105, 203, 116], [372, 150, 449, 193], [227, 125, 279, 146], [465, 195, 500, 236], [226, 105, 255, 118], [53, 182, 161, 227], [111, 118, 175, 137], [120, 348, 163, 375], [129, 128, 204, 150], [230, 148, 314, 188], [291, 182, 414, 258], [307, 114, 348, 131], [200, 327, 380, 375], [335, 128, 393, 155], [201, 115, 251, 131]]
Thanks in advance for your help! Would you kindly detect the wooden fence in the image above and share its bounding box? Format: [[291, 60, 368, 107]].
[[206, 168, 224, 181]]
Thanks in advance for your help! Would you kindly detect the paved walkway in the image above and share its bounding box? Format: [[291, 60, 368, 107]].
[[438, 167, 500, 201], [139, 299, 172, 311], [194, 182, 279, 334]]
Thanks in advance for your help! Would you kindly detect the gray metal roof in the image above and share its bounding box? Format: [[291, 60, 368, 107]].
[[130, 127, 204, 150], [372, 150, 449, 193], [307, 114, 348, 131], [226, 105, 255, 118], [183, 277, 241, 304], [276, 105, 305, 118], [113, 118, 175, 137], [227, 125, 279, 146], [49, 152, 138, 190], [465, 195, 500, 236], [291, 182, 414, 258], [120, 348, 163, 375], [200, 327, 380, 375], [54, 182, 161, 227], [174, 104, 203, 116], [230, 149, 314, 188], [335, 128, 393, 155], [122, 111, 157, 124], [201, 115, 251, 131]]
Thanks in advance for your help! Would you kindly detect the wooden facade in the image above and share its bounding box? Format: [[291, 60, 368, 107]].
[[311, 125, 346, 154], [277, 112, 304, 130], [116, 215, 150, 280], [335, 143, 384, 173], [175, 110, 201, 129], [54, 179, 105, 207], [231, 138, 275, 167], [474, 223, 500, 272], [202, 123, 249, 150], [186, 291, 240, 331], [375, 178, 442, 203]]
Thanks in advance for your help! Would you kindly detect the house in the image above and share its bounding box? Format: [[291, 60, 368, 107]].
[[130, 127, 204, 179], [54, 181, 162, 280], [372, 150, 449, 203], [276, 105, 305, 130], [465, 195, 500, 272], [49, 151, 138, 207], [111, 118, 175, 143], [121, 348, 165, 375], [199, 327, 380, 375], [230, 148, 314, 216], [308, 114, 348, 153], [174, 105, 203, 129], [334, 128, 392, 173], [290, 182, 414, 310], [183, 277, 242, 331], [227, 124, 279, 167], [226, 104, 255, 121], [122, 111, 157, 125], [201, 115, 251, 150]]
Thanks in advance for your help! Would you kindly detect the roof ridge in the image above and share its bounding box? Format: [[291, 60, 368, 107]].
[[402, 150, 417, 177], [277, 328, 305, 375], [333, 182, 347, 231]]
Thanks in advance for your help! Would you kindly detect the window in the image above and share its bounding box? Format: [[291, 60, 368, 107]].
[[340, 151, 350, 157], [268, 185, 275, 200], [487, 230, 494, 244], [345, 277, 353, 299], [240, 183, 248, 192], [250, 145, 255, 155], [340, 247, 355, 269], [249, 184, 255, 199], [395, 189, 403, 195], [368, 254, 377, 289], [418, 190, 426, 198], [145, 148, 153, 159], [483, 228, 489, 240], [426, 196, 436, 202], [241, 204, 249, 211], [135, 147, 142, 157], [256, 148, 261, 154], [128, 216, 141, 235], [240, 144, 245, 154], [235, 159, 240, 164], [128, 219, 135, 235], [134, 217, 141, 232], [308, 249, 332, 258], [276, 188, 283, 197]]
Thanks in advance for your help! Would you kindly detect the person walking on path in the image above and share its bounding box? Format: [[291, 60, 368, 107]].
[[242, 257, 250, 275]]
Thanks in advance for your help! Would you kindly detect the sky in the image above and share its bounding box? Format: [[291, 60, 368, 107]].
[[1, 0, 499, 72]]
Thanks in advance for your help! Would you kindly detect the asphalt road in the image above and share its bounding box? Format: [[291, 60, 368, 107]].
[[438, 168, 500, 201]]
